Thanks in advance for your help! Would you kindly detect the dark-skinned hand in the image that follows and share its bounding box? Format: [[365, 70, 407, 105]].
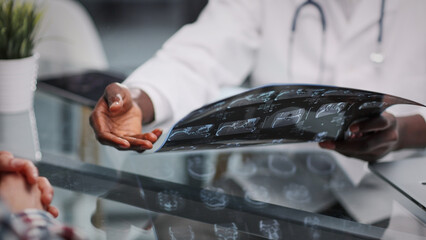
[[319, 112, 399, 162], [90, 83, 162, 152]]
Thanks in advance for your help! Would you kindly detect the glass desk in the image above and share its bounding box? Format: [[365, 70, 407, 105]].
[[1, 90, 425, 239]]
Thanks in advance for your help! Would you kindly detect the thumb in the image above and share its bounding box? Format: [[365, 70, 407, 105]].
[[104, 83, 132, 114]]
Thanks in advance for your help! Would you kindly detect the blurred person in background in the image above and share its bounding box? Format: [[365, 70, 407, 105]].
[[0, 151, 85, 240]]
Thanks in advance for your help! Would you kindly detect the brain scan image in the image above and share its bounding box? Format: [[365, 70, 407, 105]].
[[315, 102, 347, 118], [330, 113, 345, 127], [283, 183, 312, 203], [168, 124, 214, 141], [214, 223, 239, 240], [158, 84, 424, 152], [157, 190, 185, 212], [259, 219, 280, 240], [227, 90, 275, 108], [261, 108, 305, 129], [271, 108, 305, 128], [216, 118, 259, 136], [200, 187, 230, 210], [274, 88, 321, 101], [169, 225, 194, 240]]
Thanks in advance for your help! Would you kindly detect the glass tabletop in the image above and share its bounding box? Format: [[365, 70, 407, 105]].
[[2, 90, 425, 239]]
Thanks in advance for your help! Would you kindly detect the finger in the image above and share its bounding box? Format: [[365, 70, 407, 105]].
[[37, 177, 54, 206], [17, 159, 39, 184], [104, 83, 132, 114], [353, 113, 395, 134], [0, 150, 14, 160], [334, 130, 398, 155], [122, 136, 154, 149], [47, 205, 59, 218], [89, 101, 111, 132], [318, 141, 335, 150], [0, 152, 38, 184], [152, 128, 163, 138], [129, 132, 158, 143], [96, 132, 131, 149]]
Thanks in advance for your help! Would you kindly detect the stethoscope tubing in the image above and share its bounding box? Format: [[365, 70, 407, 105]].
[[288, 0, 387, 82]]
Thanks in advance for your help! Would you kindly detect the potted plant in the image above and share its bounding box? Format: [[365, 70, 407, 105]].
[[0, 0, 42, 113]]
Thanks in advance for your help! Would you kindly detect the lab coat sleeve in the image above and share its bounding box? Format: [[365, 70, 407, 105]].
[[124, 0, 263, 125]]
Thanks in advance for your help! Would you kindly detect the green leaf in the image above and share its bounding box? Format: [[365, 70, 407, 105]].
[[0, 0, 42, 59]]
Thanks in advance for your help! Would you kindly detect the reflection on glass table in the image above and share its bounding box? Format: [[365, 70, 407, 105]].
[[16, 90, 425, 239]]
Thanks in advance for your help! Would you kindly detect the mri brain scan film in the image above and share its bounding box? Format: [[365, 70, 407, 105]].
[[158, 84, 424, 152]]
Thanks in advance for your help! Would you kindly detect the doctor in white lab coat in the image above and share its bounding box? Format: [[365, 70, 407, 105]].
[[90, 0, 426, 161]]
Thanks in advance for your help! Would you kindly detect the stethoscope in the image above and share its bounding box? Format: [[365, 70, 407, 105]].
[[287, 0, 386, 82]]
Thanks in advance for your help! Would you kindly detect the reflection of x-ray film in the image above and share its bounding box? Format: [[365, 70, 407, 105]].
[[157, 84, 425, 152], [259, 219, 281, 240], [244, 186, 270, 208], [200, 187, 229, 210], [214, 223, 239, 240], [157, 190, 185, 212], [187, 155, 216, 180], [169, 226, 194, 240], [304, 216, 321, 240], [216, 118, 259, 136], [283, 183, 311, 203], [227, 91, 275, 108], [307, 153, 336, 175], [315, 102, 347, 118], [268, 154, 297, 177], [168, 124, 213, 141]]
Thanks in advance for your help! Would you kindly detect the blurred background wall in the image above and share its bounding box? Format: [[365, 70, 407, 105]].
[[78, 0, 208, 75]]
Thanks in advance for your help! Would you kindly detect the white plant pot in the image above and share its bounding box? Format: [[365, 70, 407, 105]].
[[0, 54, 39, 113]]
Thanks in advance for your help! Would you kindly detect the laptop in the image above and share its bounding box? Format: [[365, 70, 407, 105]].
[[369, 157, 426, 223]]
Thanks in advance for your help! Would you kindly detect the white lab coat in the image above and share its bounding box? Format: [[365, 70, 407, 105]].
[[124, 0, 426, 226], [124, 0, 426, 125]]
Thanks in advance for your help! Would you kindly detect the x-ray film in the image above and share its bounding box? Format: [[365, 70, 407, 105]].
[[157, 84, 424, 152]]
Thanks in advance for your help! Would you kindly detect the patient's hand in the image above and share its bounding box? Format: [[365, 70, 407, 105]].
[[0, 151, 38, 184], [1, 174, 41, 212], [0, 151, 58, 217], [90, 83, 162, 152]]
